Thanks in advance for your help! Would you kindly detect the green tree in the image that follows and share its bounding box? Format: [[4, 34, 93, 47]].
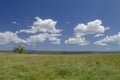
[[13, 45, 26, 53]]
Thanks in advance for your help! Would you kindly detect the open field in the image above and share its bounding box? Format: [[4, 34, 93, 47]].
[[0, 53, 120, 80]]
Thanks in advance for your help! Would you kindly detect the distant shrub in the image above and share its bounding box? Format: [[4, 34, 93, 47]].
[[13, 45, 26, 53]]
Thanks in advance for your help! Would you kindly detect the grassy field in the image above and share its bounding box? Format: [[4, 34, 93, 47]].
[[0, 53, 120, 80]]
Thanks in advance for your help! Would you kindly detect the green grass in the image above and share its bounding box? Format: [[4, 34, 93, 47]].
[[0, 53, 120, 80]]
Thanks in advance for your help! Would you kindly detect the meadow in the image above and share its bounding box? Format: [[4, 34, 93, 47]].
[[0, 53, 120, 80]]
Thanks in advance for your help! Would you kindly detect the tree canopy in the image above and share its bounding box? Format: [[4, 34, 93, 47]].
[[13, 45, 26, 53]]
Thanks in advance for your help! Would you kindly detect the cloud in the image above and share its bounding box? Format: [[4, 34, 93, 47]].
[[66, 21, 70, 24], [1, 18, 112, 47], [25, 33, 61, 45], [19, 17, 62, 45], [94, 34, 104, 37], [94, 32, 120, 46], [65, 19, 109, 45], [0, 31, 25, 45], [74, 19, 109, 37], [0, 31, 61, 45], [48, 33, 61, 44], [26, 33, 48, 45], [20, 16, 62, 44], [65, 37, 88, 46], [11, 22, 19, 25], [20, 17, 62, 33]]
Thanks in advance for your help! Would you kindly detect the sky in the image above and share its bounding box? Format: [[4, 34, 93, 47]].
[[0, 0, 120, 51]]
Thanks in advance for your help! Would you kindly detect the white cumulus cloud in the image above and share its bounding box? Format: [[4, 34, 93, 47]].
[[65, 19, 109, 45], [65, 37, 88, 46], [0, 31, 61, 45], [48, 33, 61, 44], [0, 31, 25, 45], [20, 17, 62, 33], [26, 33, 48, 44], [94, 32, 120, 46], [74, 19, 109, 37], [24, 33, 61, 45], [19, 17, 62, 45]]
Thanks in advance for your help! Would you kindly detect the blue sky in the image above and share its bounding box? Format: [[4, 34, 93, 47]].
[[0, 0, 120, 51]]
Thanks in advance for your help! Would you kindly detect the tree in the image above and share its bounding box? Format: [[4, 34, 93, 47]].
[[13, 45, 26, 53]]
